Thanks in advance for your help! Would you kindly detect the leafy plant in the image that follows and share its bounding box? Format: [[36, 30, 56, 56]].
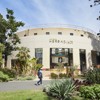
[[59, 73, 67, 79], [17, 75, 34, 81], [0, 8, 24, 67], [16, 47, 30, 75], [30, 58, 43, 76], [84, 68, 100, 84], [79, 84, 100, 99], [44, 79, 76, 100], [0, 68, 16, 78], [0, 71, 9, 82], [50, 73, 58, 79]]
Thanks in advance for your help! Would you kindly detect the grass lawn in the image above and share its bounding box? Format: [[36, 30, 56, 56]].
[[0, 90, 55, 100]]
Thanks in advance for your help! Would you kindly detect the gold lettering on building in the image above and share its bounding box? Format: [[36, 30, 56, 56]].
[[49, 39, 73, 44]]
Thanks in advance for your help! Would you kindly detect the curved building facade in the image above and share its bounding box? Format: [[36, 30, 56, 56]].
[[7, 25, 100, 73]]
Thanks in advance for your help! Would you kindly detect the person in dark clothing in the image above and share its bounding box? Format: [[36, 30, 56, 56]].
[[36, 69, 43, 85]]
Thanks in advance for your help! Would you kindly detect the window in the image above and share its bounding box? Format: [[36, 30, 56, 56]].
[[58, 32, 62, 35], [50, 48, 73, 68], [35, 48, 43, 64], [97, 33, 100, 35], [46, 32, 50, 35], [24, 34, 27, 37], [34, 33, 37, 35], [97, 52, 100, 64], [70, 33, 73, 36], [81, 34, 84, 37]]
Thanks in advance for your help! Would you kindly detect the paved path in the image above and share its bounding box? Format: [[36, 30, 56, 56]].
[[0, 78, 83, 92], [0, 80, 51, 92]]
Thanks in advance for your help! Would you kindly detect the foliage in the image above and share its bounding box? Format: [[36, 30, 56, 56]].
[[30, 58, 43, 71], [69, 65, 78, 77], [0, 71, 9, 82], [59, 73, 68, 79], [16, 47, 30, 75], [30, 58, 43, 76], [0, 43, 5, 67], [84, 68, 100, 84], [50, 73, 58, 79], [79, 84, 100, 99], [72, 95, 84, 100], [56, 63, 64, 73], [50, 73, 68, 79], [0, 8, 24, 66], [44, 79, 76, 100], [0, 90, 53, 100], [0, 68, 16, 78], [17, 75, 34, 81]]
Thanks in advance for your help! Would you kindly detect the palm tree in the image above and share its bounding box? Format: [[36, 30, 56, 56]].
[[16, 47, 30, 75]]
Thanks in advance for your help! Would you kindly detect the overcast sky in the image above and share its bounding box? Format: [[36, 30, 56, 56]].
[[0, 0, 100, 33]]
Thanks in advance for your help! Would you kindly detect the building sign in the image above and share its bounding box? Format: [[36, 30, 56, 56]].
[[49, 39, 73, 44]]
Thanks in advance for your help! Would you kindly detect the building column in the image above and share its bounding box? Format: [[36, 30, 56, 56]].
[[43, 48, 50, 69], [86, 49, 92, 69], [2, 58, 5, 68], [7, 56, 11, 69], [73, 48, 80, 69]]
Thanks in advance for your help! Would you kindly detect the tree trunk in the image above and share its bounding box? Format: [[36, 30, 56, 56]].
[[4, 54, 7, 67]]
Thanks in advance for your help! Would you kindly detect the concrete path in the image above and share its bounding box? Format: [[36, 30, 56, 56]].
[[0, 79, 51, 92], [0, 77, 83, 92]]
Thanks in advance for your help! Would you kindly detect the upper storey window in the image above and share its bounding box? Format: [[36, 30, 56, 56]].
[[70, 33, 74, 36], [34, 33, 37, 35], [46, 32, 50, 35], [58, 32, 62, 35], [24, 34, 27, 37], [81, 34, 84, 37]]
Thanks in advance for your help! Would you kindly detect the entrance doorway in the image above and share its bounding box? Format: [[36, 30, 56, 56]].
[[50, 48, 73, 68]]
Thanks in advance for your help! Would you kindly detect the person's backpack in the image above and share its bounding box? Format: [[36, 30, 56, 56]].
[[39, 72, 42, 78], [38, 71, 42, 78]]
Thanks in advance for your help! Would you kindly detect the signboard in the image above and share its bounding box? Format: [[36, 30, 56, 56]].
[[49, 39, 73, 44]]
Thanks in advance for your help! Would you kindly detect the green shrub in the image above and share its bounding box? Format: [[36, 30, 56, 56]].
[[59, 73, 67, 79], [17, 75, 34, 81], [44, 79, 76, 100], [79, 84, 100, 99], [0, 68, 16, 78], [17, 76, 26, 80], [84, 68, 100, 84], [25, 76, 34, 80], [93, 84, 100, 99], [72, 96, 84, 100], [50, 73, 58, 79], [0, 71, 9, 82]]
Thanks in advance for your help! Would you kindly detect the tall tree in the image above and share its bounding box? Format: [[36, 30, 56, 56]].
[[0, 8, 24, 66]]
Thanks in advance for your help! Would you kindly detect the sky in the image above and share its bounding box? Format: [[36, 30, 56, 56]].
[[0, 0, 100, 33]]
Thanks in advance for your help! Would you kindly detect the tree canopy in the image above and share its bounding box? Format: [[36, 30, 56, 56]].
[[0, 8, 24, 66]]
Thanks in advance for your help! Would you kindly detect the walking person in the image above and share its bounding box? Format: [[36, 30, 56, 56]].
[[36, 68, 43, 85]]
